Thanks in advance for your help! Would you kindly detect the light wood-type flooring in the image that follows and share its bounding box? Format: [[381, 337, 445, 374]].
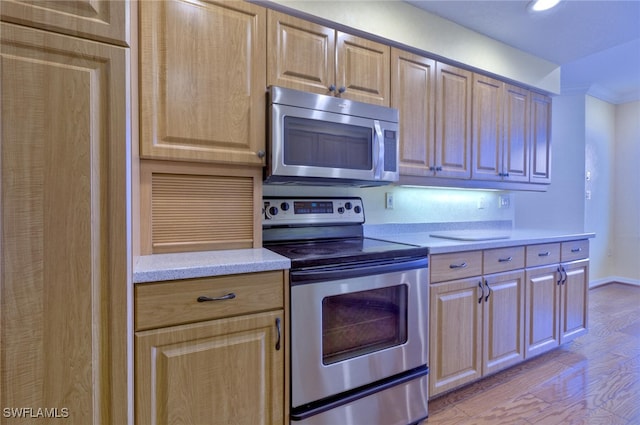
[[424, 283, 640, 425]]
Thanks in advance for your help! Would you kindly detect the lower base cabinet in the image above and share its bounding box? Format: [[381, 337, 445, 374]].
[[135, 312, 284, 425], [429, 240, 589, 398], [525, 257, 589, 358], [134, 271, 286, 425]]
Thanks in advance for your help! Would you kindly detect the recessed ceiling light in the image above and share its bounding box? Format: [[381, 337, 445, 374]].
[[528, 0, 562, 12]]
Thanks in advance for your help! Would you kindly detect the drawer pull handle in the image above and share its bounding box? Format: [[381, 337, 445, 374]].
[[538, 251, 551, 257], [449, 262, 467, 269], [498, 256, 513, 263], [571, 247, 582, 253], [197, 293, 236, 303], [275, 318, 282, 351]]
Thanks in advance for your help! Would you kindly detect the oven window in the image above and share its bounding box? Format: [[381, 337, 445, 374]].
[[283, 116, 372, 170], [322, 285, 408, 365]]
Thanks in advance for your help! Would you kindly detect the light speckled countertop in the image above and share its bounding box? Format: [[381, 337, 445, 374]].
[[134, 248, 290, 283], [133, 222, 595, 283], [365, 226, 595, 255]]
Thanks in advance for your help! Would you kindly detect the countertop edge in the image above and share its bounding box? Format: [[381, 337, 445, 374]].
[[374, 230, 596, 254], [134, 248, 291, 284]]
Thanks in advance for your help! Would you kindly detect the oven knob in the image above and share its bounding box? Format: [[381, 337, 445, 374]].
[[280, 202, 290, 211], [269, 206, 279, 216], [338, 207, 345, 214], [354, 205, 362, 214], [345, 202, 352, 210]]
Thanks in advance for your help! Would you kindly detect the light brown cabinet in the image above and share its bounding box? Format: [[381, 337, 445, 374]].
[[0, 0, 129, 46], [139, 0, 267, 166], [0, 20, 130, 424], [135, 271, 286, 425], [524, 241, 589, 358], [268, 10, 390, 106], [530, 92, 553, 184], [472, 75, 530, 182], [429, 247, 525, 397], [430, 241, 588, 397], [392, 53, 472, 180], [434, 63, 474, 179], [391, 48, 436, 177]]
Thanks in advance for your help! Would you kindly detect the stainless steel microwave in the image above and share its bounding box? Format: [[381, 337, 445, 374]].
[[265, 86, 399, 186]]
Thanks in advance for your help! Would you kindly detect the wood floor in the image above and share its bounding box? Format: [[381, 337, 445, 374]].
[[424, 283, 640, 425]]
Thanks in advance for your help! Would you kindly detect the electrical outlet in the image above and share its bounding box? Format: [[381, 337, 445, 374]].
[[385, 192, 394, 209], [477, 197, 486, 209], [498, 195, 510, 209]]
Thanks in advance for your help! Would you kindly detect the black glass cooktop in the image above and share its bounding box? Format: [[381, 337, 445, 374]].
[[265, 237, 428, 269]]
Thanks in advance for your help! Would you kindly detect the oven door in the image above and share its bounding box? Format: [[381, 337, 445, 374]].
[[290, 258, 428, 408]]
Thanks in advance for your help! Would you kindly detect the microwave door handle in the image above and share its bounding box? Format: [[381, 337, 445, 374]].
[[373, 120, 384, 179]]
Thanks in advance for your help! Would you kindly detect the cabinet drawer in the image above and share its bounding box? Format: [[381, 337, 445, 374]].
[[526, 243, 560, 267], [561, 239, 589, 262], [484, 246, 525, 274], [430, 250, 482, 283], [135, 271, 284, 331]]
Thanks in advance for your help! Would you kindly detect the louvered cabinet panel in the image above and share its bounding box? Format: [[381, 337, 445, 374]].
[[140, 160, 262, 254]]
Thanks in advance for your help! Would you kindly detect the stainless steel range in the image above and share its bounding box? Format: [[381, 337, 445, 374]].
[[263, 197, 429, 425]]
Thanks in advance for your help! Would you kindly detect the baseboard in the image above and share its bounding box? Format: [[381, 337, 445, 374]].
[[590, 276, 640, 288]]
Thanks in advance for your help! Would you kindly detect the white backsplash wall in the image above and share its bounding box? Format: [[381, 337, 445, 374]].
[[263, 185, 514, 226]]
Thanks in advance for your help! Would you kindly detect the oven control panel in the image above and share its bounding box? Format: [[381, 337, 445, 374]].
[[263, 197, 364, 226]]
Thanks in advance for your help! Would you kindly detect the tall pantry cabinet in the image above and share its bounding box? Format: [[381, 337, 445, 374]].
[[0, 2, 131, 424]]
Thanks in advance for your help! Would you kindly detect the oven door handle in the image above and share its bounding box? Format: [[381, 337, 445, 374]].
[[290, 256, 428, 285]]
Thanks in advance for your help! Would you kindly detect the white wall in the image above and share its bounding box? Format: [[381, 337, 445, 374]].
[[612, 101, 640, 282], [584, 96, 616, 280], [514, 95, 586, 232], [264, 0, 560, 93]]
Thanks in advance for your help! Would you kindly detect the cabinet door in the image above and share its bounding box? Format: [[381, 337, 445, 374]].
[[0, 0, 129, 46], [136, 311, 285, 425], [267, 10, 335, 95], [472, 74, 503, 181], [483, 270, 526, 375], [503, 84, 530, 182], [560, 259, 589, 343], [524, 265, 560, 358], [391, 48, 436, 177], [430, 278, 482, 397], [530, 92, 552, 184], [140, 0, 266, 166], [1, 23, 129, 424], [434, 63, 472, 179], [336, 31, 390, 106]]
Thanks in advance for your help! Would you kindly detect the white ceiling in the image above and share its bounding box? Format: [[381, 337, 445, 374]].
[[405, 0, 640, 104]]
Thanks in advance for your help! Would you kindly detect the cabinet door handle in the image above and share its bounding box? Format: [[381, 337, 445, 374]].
[[478, 281, 484, 304], [328, 84, 336, 93], [484, 279, 492, 302], [571, 247, 582, 253], [275, 317, 282, 351], [449, 262, 467, 269], [538, 251, 551, 257], [197, 293, 236, 303], [498, 256, 513, 263], [557, 267, 563, 285]]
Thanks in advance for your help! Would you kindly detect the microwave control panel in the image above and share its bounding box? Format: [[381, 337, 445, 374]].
[[263, 197, 364, 226]]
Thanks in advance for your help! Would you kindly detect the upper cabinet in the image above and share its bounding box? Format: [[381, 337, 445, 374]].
[[0, 0, 129, 46], [530, 92, 552, 184], [472, 76, 530, 183], [391, 48, 436, 177], [434, 63, 473, 179], [268, 10, 390, 106], [139, 0, 266, 166]]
